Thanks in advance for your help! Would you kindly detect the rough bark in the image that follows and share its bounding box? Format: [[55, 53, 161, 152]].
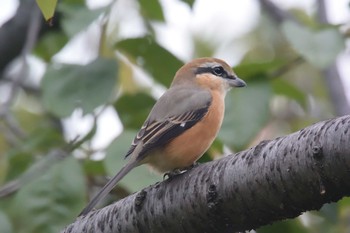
[[62, 115, 350, 233]]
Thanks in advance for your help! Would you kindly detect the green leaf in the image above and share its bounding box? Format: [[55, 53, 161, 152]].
[[36, 0, 58, 21], [83, 159, 106, 176], [301, 211, 338, 233], [193, 36, 216, 58], [42, 58, 117, 117], [0, 154, 7, 185], [5, 111, 64, 181], [116, 37, 183, 87], [282, 21, 345, 68], [337, 196, 350, 208], [0, 211, 12, 233], [318, 203, 338, 224], [219, 81, 271, 150], [234, 60, 284, 81], [114, 93, 156, 129], [104, 131, 160, 192], [337, 197, 350, 231], [4, 128, 63, 178], [35, 32, 68, 62], [11, 157, 85, 233], [139, 0, 164, 21], [6, 149, 35, 181], [60, 4, 106, 37], [272, 79, 307, 108]]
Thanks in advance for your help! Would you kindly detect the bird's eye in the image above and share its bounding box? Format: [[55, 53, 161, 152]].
[[212, 66, 224, 76]]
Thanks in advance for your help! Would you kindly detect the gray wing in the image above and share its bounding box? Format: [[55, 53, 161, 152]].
[[125, 86, 212, 159]]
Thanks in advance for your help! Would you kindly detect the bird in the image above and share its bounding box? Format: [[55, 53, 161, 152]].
[[79, 57, 246, 216]]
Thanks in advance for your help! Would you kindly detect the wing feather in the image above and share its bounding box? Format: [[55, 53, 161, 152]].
[[124, 87, 212, 159]]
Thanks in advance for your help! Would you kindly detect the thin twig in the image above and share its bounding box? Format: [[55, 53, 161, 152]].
[[0, 149, 69, 198], [0, 118, 98, 197], [269, 56, 304, 79], [0, 124, 20, 147]]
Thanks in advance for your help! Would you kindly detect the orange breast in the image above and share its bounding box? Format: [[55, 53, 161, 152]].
[[147, 90, 225, 173]]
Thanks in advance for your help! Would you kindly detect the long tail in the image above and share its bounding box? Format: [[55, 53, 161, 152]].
[[78, 160, 138, 216]]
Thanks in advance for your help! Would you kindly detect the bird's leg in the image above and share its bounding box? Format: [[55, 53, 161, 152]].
[[163, 162, 200, 180], [163, 169, 182, 180]]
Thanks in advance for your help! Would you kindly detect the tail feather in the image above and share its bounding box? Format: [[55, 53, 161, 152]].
[[78, 160, 138, 216]]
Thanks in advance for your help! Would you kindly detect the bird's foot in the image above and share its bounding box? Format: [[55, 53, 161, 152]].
[[163, 169, 182, 180], [163, 162, 200, 180]]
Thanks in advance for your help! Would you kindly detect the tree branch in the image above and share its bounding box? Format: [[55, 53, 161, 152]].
[[62, 115, 350, 233]]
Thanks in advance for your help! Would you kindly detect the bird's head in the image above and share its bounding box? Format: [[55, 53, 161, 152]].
[[171, 57, 246, 92]]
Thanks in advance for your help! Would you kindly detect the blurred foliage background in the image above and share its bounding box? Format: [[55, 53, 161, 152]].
[[0, 0, 349, 232]]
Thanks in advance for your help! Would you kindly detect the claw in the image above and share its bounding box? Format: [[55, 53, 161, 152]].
[[163, 162, 200, 180], [163, 169, 182, 180]]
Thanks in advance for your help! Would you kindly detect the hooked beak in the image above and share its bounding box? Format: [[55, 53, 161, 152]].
[[227, 74, 246, 87]]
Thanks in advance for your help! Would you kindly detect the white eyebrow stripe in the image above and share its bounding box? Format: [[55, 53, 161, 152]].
[[201, 62, 220, 68]]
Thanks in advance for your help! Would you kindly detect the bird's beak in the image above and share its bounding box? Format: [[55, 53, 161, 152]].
[[227, 74, 246, 87]]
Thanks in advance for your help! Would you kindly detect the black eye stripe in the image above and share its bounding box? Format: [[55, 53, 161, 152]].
[[194, 67, 212, 75], [195, 66, 228, 77]]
